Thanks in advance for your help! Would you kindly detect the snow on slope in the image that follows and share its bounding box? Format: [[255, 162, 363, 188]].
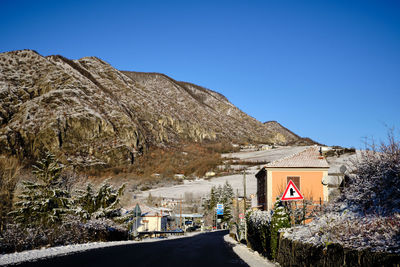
[[139, 146, 309, 199]]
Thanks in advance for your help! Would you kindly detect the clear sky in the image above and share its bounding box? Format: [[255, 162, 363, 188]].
[[1, 0, 399, 148]]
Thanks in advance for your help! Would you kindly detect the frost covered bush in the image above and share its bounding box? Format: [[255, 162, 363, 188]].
[[0, 216, 128, 253], [286, 199, 320, 225], [74, 182, 125, 220], [270, 199, 291, 259], [283, 212, 400, 253], [246, 210, 272, 258], [2, 153, 128, 253], [334, 135, 400, 216], [9, 152, 70, 227]]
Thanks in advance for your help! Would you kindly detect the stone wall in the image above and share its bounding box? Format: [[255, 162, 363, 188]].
[[276, 235, 400, 267]]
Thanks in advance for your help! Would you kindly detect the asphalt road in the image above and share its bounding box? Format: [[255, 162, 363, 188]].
[[14, 230, 248, 267]]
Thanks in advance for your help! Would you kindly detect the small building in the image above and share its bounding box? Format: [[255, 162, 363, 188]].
[[205, 171, 216, 178], [174, 174, 185, 180], [255, 146, 329, 210], [127, 204, 170, 232]]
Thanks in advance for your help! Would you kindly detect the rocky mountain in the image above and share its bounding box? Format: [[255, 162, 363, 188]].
[[0, 50, 310, 168], [264, 121, 317, 145]]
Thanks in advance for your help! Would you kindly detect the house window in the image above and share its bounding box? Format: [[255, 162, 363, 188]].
[[287, 176, 300, 191]]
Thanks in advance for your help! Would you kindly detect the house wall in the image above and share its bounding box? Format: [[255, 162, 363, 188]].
[[137, 216, 167, 232], [266, 168, 329, 210], [255, 168, 267, 209]]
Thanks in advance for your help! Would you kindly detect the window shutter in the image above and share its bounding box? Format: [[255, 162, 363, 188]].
[[287, 176, 300, 191]]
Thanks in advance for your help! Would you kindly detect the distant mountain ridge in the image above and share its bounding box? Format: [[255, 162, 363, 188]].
[[264, 121, 318, 146], [0, 50, 315, 168]]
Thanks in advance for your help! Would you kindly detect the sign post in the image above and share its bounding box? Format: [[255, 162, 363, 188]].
[[281, 180, 304, 226], [216, 203, 224, 229], [216, 203, 224, 215]]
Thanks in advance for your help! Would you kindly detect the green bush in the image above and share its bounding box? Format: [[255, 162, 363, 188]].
[[246, 210, 272, 258], [270, 199, 291, 259]]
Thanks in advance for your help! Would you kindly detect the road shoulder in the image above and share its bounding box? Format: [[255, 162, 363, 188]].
[[224, 234, 277, 267]]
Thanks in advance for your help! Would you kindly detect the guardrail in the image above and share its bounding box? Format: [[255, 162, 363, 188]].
[[135, 231, 185, 238]]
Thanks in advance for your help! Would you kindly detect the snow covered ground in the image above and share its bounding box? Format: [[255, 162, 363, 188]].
[[139, 166, 259, 199], [223, 146, 309, 162], [0, 232, 202, 266], [138, 146, 310, 200]]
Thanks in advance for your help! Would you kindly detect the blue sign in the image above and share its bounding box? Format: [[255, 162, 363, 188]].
[[216, 209, 224, 215]]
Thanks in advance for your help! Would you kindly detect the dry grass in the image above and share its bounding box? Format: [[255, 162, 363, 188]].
[[0, 156, 21, 232], [86, 142, 239, 181], [131, 143, 223, 179]]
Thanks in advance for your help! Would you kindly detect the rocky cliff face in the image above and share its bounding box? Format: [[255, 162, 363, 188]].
[[0, 50, 309, 168], [264, 121, 317, 145]]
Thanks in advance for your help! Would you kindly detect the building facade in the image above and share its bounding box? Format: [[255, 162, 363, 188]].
[[255, 146, 329, 210]]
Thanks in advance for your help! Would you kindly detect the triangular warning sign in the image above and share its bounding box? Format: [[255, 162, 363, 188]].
[[281, 180, 304, 201]]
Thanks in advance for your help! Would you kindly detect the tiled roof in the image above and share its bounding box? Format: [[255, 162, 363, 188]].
[[265, 146, 329, 168]]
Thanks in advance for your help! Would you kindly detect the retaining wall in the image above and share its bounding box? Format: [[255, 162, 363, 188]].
[[276, 235, 400, 267]]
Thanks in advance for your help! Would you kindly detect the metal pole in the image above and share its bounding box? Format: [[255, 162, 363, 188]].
[[291, 202, 294, 227], [180, 199, 182, 229]]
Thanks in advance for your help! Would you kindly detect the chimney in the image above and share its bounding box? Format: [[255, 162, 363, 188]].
[[318, 147, 324, 159]]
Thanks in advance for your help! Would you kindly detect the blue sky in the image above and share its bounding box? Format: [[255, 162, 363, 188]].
[[1, 0, 399, 148]]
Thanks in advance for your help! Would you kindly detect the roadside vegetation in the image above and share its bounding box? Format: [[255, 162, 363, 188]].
[[0, 152, 129, 253], [0, 157, 21, 234], [244, 133, 400, 263], [202, 182, 234, 227], [283, 134, 400, 253], [0, 141, 240, 253]]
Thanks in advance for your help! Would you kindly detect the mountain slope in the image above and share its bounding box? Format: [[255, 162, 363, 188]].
[[264, 121, 318, 145], [0, 50, 309, 168]]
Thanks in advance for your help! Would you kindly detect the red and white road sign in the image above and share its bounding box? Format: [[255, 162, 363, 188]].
[[281, 180, 304, 201]]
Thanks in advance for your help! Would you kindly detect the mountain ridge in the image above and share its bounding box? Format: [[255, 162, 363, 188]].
[[0, 49, 315, 168]]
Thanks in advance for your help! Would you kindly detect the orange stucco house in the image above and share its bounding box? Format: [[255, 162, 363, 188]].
[[255, 146, 329, 210]]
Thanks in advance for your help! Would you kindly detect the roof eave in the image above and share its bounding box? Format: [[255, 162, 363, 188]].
[[265, 166, 330, 169]]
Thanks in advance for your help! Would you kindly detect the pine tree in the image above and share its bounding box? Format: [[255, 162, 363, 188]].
[[222, 181, 234, 222], [203, 182, 234, 224], [10, 152, 70, 227], [270, 198, 291, 259], [74, 181, 125, 220], [204, 186, 217, 211]]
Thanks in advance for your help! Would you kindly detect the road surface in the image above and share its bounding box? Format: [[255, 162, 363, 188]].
[[13, 231, 248, 267]]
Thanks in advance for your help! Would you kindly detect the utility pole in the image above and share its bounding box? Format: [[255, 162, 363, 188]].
[[243, 169, 247, 211], [236, 189, 239, 223], [179, 198, 182, 229], [243, 169, 247, 243]]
